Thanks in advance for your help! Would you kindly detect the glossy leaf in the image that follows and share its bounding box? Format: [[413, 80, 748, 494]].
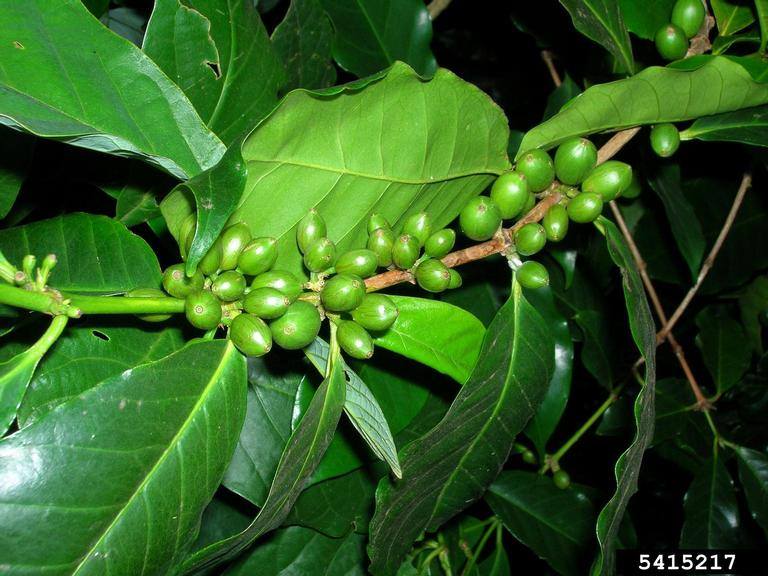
[[593, 217, 657, 576], [738, 275, 768, 355], [368, 282, 555, 576], [0, 0, 224, 178], [618, 0, 676, 40], [0, 129, 33, 219], [0, 340, 247, 574], [319, 0, 436, 77], [558, 0, 634, 73], [735, 446, 768, 536], [681, 104, 768, 147], [543, 75, 582, 120], [272, 0, 337, 90], [143, 0, 286, 146], [757, 0, 768, 53], [711, 0, 755, 36], [695, 306, 751, 394], [486, 471, 596, 576], [518, 57, 768, 155], [712, 29, 761, 54], [680, 454, 742, 548], [0, 213, 161, 294]]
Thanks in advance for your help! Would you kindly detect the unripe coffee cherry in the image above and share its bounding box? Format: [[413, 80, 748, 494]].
[[553, 469, 571, 490], [179, 214, 196, 259], [515, 223, 547, 257], [517, 149, 555, 192], [243, 287, 291, 319], [238, 237, 278, 276], [368, 228, 395, 267], [655, 23, 688, 61], [198, 239, 223, 276], [554, 138, 598, 185], [219, 223, 252, 271], [337, 320, 374, 359], [403, 212, 431, 247], [521, 191, 536, 215], [367, 213, 391, 234], [581, 161, 632, 201], [185, 290, 222, 330], [303, 237, 337, 272], [460, 196, 502, 241], [335, 249, 379, 278], [491, 171, 530, 219], [522, 449, 537, 465], [567, 192, 604, 223], [415, 258, 451, 293], [163, 264, 204, 298], [392, 234, 420, 270], [672, 0, 705, 38], [424, 229, 456, 258], [448, 269, 462, 289], [351, 294, 398, 331], [622, 174, 642, 199], [297, 209, 326, 254], [270, 301, 322, 350], [126, 288, 171, 322], [211, 270, 246, 302], [650, 123, 680, 158], [251, 270, 303, 302], [321, 273, 366, 312], [517, 261, 549, 290], [543, 203, 569, 242], [230, 313, 272, 357]]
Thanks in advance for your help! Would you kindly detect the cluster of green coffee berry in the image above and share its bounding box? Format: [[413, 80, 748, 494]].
[[654, 0, 705, 61]]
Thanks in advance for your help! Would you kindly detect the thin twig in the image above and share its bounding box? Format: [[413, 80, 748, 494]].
[[427, 0, 453, 20], [541, 50, 562, 88], [597, 127, 641, 164]]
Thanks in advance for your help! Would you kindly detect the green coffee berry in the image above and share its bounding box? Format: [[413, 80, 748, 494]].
[[521, 191, 536, 215], [297, 209, 326, 253], [270, 301, 322, 350], [251, 270, 303, 302], [622, 174, 642, 199], [337, 320, 374, 359], [448, 269, 462, 289], [424, 229, 456, 258], [335, 249, 379, 278], [554, 138, 598, 185], [367, 213, 391, 234], [403, 212, 431, 247], [198, 239, 223, 276], [517, 149, 555, 192], [185, 290, 222, 330], [126, 288, 171, 322], [460, 196, 502, 241], [162, 264, 204, 298], [567, 192, 604, 223], [522, 449, 537, 465], [514, 223, 546, 257], [672, 0, 705, 38], [650, 123, 680, 158], [303, 238, 337, 273], [392, 234, 420, 270], [351, 294, 398, 331], [655, 23, 688, 61], [211, 270, 246, 302], [553, 469, 571, 490], [543, 203, 569, 242], [243, 287, 291, 319], [238, 237, 278, 276], [230, 313, 272, 357], [517, 261, 549, 290], [581, 161, 633, 201], [219, 223, 252, 271], [490, 171, 530, 219], [179, 213, 196, 259], [415, 258, 451, 293], [320, 273, 366, 312], [367, 227, 395, 267]]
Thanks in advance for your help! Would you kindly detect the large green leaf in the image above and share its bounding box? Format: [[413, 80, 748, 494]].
[[680, 454, 743, 548], [618, 0, 676, 40], [375, 296, 485, 385], [0, 0, 224, 179], [368, 282, 555, 576], [592, 217, 657, 576], [319, 0, 436, 78], [0, 129, 33, 219], [739, 275, 768, 355], [163, 62, 510, 277], [518, 57, 768, 155], [0, 213, 161, 294], [558, 0, 634, 73], [0, 340, 247, 574], [711, 0, 756, 36], [735, 446, 768, 536], [143, 0, 286, 146], [681, 104, 768, 147], [486, 471, 596, 576], [695, 306, 752, 395]]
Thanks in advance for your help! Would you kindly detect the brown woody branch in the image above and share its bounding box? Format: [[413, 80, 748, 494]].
[[427, 0, 453, 20], [541, 51, 562, 88]]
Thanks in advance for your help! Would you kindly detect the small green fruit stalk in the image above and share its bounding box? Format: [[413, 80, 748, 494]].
[[230, 313, 272, 357], [581, 161, 632, 201], [403, 212, 432, 247], [554, 137, 597, 185], [351, 294, 398, 331], [368, 227, 395, 267], [490, 171, 529, 219], [460, 196, 502, 241], [424, 229, 456, 258], [415, 258, 452, 293], [303, 237, 337, 272], [392, 234, 420, 269], [251, 270, 303, 302], [211, 270, 246, 302], [516, 149, 555, 192], [270, 301, 322, 350], [185, 290, 222, 330], [163, 264, 204, 298], [649, 123, 680, 158], [243, 287, 291, 319], [219, 223, 252, 270], [127, 288, 172, 322], [336, 320, 374, 359], [297, 209, 327, 253], [238, 237, 278, 276], [335, 249, 379, 278], [321, 273, 366, 312]]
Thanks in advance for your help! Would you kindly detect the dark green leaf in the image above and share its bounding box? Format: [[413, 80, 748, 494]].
[[712, 29, 761, 54], [97, 164, 172, 228], [368, 282, 555, 575], [543, 75, 581, 120], [319, 0, 436, 77], [0, 0, 225, 178], [479, 541, 511, 576], [652, 379, 709, 472], [101, 7, 147, 45], [575, 309, 618, 387], [757, 0, 768, 53], [738, 275, 768, 355], [193, 495, 252, 553], [0, 129, 33, 219], [618, 0, 676, 40], [711, 0, 756, 36], [82, 0, 109, 17], [558, 0, 634, 73], [486, 471, 596, 576], [0, 340, 247, 574], [695, 306, 752, 394], [735, 446, 768, 536], [681, 104, 768, 147], [0, 213, 161, 294]]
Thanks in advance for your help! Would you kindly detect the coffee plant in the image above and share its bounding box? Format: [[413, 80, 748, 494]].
[[1, 0, 767, 574]]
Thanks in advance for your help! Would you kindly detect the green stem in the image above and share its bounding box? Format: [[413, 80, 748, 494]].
[[461, 518, 499, 576], [64, 294, 185, 315], [30, 314, 69, 357], [0, 284, 69, 315]]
